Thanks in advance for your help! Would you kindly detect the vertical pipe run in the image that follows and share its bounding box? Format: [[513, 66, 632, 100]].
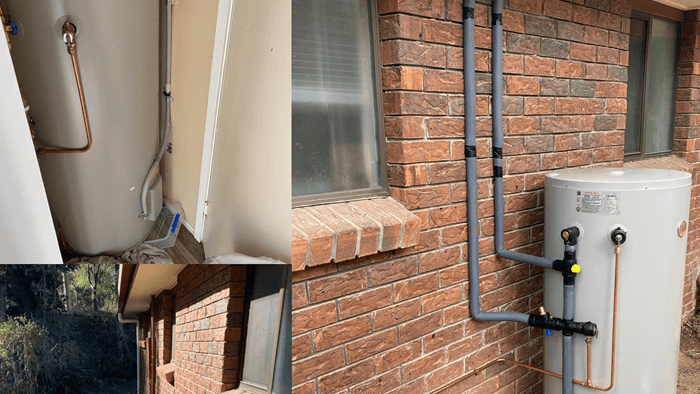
[[562, 284, 575, 394], [490, 0, 554, 269], [464, 0, 529, 325], [140, 0, 174, 219]]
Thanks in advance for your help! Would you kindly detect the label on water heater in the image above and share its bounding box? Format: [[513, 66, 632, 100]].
[[576, 191, 620, 214]]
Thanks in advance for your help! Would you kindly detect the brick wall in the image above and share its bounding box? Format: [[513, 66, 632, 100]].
[[292, 0, 637, 393], [141, 266, 248, 394], [676, 9, 700, 320]]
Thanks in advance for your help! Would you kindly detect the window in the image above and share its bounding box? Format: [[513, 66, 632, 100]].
[[624, 12, 680, 158], [292, 0, 387, 206], [239, 265, 289, 394]]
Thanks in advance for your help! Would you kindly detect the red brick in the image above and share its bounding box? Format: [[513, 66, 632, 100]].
[[570, 43, 596, 62], [424, 70, 463, 93], [338, 286, 393, 320], [556, 60, 584, 78], [521, 99, 552, 118], [307, 269, 367, 304], [368, 257, 419, 286], [385, 116, 425, 139], [382, 67, 424, 91], [544, 0, 572, 20], [312, 315, 371, 351], [394, 273, 439, 302], [317, 358, 374, 394], [373, 299, 422, 331], [423, 19, 462, 45], [507, 76, 540, 95], [292, 347, 344, 385], [399, 312, 443, 343], [374, 340, 422, 373], [379, 14, 422, 41]]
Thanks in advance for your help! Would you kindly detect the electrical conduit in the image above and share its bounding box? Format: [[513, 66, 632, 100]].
[[140, 0, 173, 220]]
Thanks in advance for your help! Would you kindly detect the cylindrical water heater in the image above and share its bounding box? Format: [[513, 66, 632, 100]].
[[3, 0, 159, 255], [543, 168, 691, 393]]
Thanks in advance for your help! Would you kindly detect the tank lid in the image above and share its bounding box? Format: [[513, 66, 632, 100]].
[[546, 168, 691, 190]]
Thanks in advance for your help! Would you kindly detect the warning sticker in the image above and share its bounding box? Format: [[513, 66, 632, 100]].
[[576, 191, 620, 214]]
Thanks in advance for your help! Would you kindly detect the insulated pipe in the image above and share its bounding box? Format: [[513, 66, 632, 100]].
[[562, 284, 575, 394], [491, 0, 554, 269], [464, 0, 529, 325], [140, 0, 173, 219]]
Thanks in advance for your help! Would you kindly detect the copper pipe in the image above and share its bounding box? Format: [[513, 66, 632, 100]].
[[585, 336, 593, 385], [37, 22, 92, 155], [583, 243, 621, 391], [431, 244, 622, 394]]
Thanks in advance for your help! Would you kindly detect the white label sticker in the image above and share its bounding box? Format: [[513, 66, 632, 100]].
[[576, 191, 620, 214]]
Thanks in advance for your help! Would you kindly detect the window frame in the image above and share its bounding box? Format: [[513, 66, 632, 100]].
[[291, 0, 389, 208], [624, 11, 680, 161], [238, 266, 288, 394]]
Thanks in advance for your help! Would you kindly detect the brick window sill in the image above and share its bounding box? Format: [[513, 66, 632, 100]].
[[156, 363, 175, 385], [623, 154, 696, 176], [292, 197, 421, 271]]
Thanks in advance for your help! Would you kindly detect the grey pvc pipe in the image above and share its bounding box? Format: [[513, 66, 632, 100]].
[[562, 284, 575, 394], [465, 0, 528, 325], [140, 0, 173, 219], [490, 0, 554, 270]]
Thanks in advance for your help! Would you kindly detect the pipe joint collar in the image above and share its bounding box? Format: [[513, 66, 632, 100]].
[[463, 6, 474, 20]]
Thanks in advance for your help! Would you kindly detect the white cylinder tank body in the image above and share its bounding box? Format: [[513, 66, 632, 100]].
[[4, 0, 159, 255], [543, 168, 691, 394]]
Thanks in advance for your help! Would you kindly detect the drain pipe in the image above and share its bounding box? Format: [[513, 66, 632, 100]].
[[464, 0, 529, 325], [140, 0, 173, 220], [118, 313, 140, 394]]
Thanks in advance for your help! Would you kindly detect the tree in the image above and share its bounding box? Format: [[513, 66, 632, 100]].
[[0, 265, 72, 317], [70, 265, 118, 313]]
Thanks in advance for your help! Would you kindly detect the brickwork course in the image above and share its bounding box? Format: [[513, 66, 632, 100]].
[[139, 266, 247, 394], [291, 1, 700, 394]]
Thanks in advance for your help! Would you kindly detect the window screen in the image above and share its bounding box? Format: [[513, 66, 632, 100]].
[[292, 0, 385, 203], [624, 14, 679, 157], [240, 265, 287, 393]]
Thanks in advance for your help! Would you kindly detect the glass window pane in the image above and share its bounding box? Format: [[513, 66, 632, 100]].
[[241, 266, 286, 390], [624, 18, 647, 155], [643, 17, 679, 155], [292, 0, 384, 198]]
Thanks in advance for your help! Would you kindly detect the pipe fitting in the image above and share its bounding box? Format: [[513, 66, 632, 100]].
[[62, 22, 76, 54], [528, 314, 598, 337], [611, 227, 627, 245]]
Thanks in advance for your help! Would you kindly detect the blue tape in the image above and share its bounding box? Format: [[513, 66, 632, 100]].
[[171, 213, 180, 234]]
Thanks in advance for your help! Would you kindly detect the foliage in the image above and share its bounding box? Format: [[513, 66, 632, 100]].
[[0, 265, 74, 317], [0, 313, 136, 394], [69, 265, 118, 313], [0, 317, 45, 394]]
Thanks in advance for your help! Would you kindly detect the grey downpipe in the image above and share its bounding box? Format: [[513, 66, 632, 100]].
[[490, 0, 554, 270], [140, 0, 173, 219], [464, 0, 528, 324], [562, 284, 575, 394], [118, 313, 140, 394]]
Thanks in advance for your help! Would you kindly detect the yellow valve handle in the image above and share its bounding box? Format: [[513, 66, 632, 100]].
[[571, 264, 581, 273]]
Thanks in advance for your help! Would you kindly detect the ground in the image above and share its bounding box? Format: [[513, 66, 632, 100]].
[[678, 314, 700, 394], [81, 378, 136, 394]]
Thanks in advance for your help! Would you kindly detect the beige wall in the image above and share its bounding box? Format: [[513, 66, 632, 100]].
[[161, 0, 219, 229], [202, 0, 291, 262]]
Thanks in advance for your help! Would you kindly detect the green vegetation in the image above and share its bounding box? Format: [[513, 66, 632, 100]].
[[0, 265, 135, 394]]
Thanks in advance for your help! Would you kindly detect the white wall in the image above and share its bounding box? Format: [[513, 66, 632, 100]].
[[202, 0, 291, 262], [0, 40, 62, 263], [161, 0, 220, 230]]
